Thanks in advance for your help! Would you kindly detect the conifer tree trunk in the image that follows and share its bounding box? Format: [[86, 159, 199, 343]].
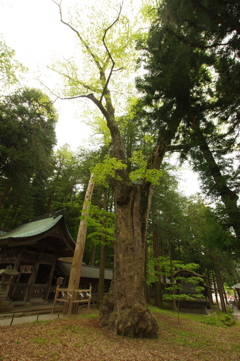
[[89, 245, 96, 266], [212, 270, 220, 310], [206, 270, 213, 309], [215, 269, 227, 313], [190, 115, 240, 239], [168, 241, 176, 311], [153, 227, 163, 308]]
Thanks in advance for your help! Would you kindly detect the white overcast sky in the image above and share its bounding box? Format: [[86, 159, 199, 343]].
[[0, 0, 93, 150], [0, 0, 201, 196]]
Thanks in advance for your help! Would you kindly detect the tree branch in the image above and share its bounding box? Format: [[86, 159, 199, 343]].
[[165, 26, 232, 50], [100, 3, 123, 102], [167, 144, 192, 152], [38, 80, 102, 106], [47, 65, 102, 94], [51, 0, 127, 165], [52, 0, 104, 73]]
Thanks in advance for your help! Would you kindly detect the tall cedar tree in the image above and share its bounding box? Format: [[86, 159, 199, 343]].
[[137, 0, 240, 240], [0, 88, 57, 227]]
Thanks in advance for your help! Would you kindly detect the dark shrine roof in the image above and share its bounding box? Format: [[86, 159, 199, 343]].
[[232, 283, 240, 290], [0, 213, 75, 257], [56, 260, 113, 281], [0, 216, 62, 239], [173, 269, 206, 279]]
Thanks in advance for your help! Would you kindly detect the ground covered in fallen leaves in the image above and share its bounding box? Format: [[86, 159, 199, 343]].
[[0, 308, 240, 361]]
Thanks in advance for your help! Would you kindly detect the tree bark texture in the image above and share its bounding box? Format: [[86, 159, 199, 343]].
[[98, 243, 108, 307], [190, 115, 240, 239], [206, 270, 213, 309], [215, 268, 227, 313], [89, 244, 96, 266], [98, 110, 179, 337], [100, 182, 159, 338], [168, 241, 176, 311], [98, 188, 109, 307], [212, 270, 220, 310], [153, 227, 163, 308], [68, 173, 95, 291]]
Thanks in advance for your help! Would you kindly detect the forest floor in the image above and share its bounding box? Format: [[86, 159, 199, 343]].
[[0, 307, 240, 361]]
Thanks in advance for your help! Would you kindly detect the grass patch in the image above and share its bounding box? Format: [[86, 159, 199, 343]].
[[149, 306, 236, 328], [76, 312, 99, 319], [32, 338, 49, 345]]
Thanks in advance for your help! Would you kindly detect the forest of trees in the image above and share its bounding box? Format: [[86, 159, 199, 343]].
[[0, 0, 239, 338]]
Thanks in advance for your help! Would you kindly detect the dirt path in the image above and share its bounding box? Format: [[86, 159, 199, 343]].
[[0, 312, 66, 326]]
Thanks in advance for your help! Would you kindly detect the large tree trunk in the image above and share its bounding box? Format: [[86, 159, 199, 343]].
[[100, 182, 159, 338], [190, 115, 240, 239], [98, 243, 108, 307], [98, 187, 109, 308]]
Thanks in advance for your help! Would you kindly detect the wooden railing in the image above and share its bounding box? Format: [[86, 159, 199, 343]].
[[52, 285, 92, 316]]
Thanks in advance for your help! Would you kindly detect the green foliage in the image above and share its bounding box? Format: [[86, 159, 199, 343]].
[[47, 145, 85, 209], [52, 0, 146, 112], [140, 1, 158, 24], [184, 200, 236, 268], [88, 116, 112, 146], [149, 306, 236, 328], [202, 312, 236, 327], [137, 0, 240, 241], [148, 256, 204, 305], [0, 87, 57, 227], [147, 256, 200, 283], [91, 151, 164, 187], [129, 151, 163, 185], [0, 35, 27, 90], [76, 312, 99, 319], [86, 204, 115, 245], [41, 145, 107, 239], [91, 155, 127, 187]]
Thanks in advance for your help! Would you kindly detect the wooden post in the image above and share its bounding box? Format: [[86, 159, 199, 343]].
[[9, 251, 23, 299], [68, 173, 95, 315], [87, 286, 92, 310], [68, 291, 74, 316], [25, 260, 40, 303], [45, 260, 56, 302], [52, 285, 60, 313]]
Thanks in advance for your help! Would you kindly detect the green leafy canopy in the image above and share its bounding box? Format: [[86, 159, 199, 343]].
[[129, 151, 164, 185], [91, 155, 127, 187]]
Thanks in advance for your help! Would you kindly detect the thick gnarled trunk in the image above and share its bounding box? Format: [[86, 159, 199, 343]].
[[100, 182, 159, 338]]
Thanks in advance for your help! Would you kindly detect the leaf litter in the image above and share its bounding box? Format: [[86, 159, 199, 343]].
[[0, 309, 240, 361]]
